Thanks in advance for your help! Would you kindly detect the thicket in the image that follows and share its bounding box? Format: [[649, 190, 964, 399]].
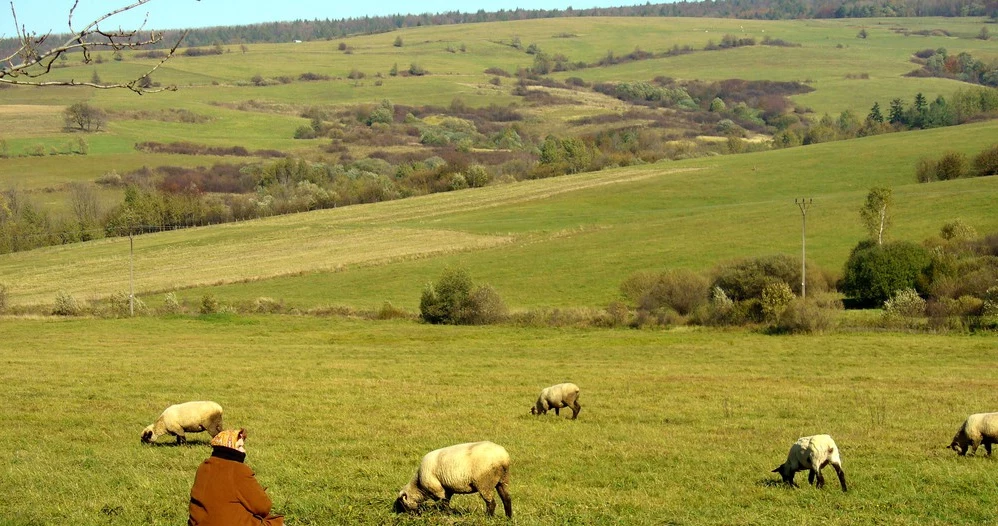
[[419, 268, 507, 325], [617, 255, 839, 332], [906, 48, 998, 88], [916, 143, 998, 182]]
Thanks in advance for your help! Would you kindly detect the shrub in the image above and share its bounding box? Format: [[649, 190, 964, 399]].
[[883, 288, 926, 319], [774, 298, 839, 334], [419, 267, 504, 325], [625, 269, 709, 316], [841, 241, 932, 307], [294, 125, 317, 139], [376, 301, 410, 320], [982, 287, 998, 317], [252, 297, 284, 314], [53, 290, 82, 316], [927, 295, 985, 330], [161, 292, 183, 315], [935, 151, 968, 180], [761, 281, 795, 323], [200, 293, 219, 315], [106, 291, 146, 317], [915, 157, 937, 183], [696, 286, 743, 326], [0, 282, 8, 313], [712, 254, 822, 301], [973, 144, 998, 176], [466, 284, 508, 324], [940, 219, 977, 241]]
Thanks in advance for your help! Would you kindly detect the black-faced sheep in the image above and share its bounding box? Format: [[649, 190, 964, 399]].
[[394, 441, 512, 518], [141, 401, 223, 445], [530, 382, 581, 420], [949, 412, 998, 456], [772, 434, 847, 492]]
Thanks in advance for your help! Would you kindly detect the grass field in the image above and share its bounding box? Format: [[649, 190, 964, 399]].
[[0, 316, 995, 525]]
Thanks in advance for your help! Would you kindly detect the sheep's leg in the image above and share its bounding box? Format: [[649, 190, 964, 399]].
[[439, 489, 453, 512], [815, 470, 826, 489], [497, 481, 513, 518], [479, 488, 497, 516], [807, 469, 816, 486], [832, 464, 847, 492], [570, 401, 581, 420], [971, 440, 981, 455], [984, 440, 992, 456], [554, 407, 560, 416]]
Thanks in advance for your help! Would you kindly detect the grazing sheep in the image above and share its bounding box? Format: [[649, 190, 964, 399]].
[[772, 434, 847, 492], [949, 412, 998, 456], [530, 382, 581, 420], [394, 441, 512, 518], [141, 401, 223, 445]]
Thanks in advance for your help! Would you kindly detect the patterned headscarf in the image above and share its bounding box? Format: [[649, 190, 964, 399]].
[[210, 428, 246, 450]]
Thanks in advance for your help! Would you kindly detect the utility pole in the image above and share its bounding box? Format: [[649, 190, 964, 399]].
[[129, 231, 134, 317], [795, 198, 812, 300]]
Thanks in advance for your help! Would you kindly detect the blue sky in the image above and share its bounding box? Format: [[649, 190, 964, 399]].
[[4, 0, 630, 34]]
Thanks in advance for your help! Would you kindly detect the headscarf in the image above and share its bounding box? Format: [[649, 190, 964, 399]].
[[210, 428, 247, 451]]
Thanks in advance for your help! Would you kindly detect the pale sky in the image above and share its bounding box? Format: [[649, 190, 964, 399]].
[[4, 0, 631, 34]]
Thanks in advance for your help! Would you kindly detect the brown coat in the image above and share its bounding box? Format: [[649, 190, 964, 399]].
[[188, 449, 284, 526]]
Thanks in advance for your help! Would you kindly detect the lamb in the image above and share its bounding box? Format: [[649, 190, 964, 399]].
[[530, 382, 581, 420], [394, 441, 512, 518], [140, 401, 224, 445], [772, 434, 847, 492], [949, 412, 998, 456]]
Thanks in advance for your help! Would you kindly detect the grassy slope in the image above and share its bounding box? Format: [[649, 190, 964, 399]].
[[2, 120, 997, 308], [2, 16, 996, 195], [0, 316, 995, 525]]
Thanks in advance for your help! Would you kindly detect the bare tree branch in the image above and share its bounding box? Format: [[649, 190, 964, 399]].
[[1, 0, 189, 94]]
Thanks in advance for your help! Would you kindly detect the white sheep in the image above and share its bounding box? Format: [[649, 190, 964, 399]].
[[394, 441, 512, 518], [140, 401, 223, 445], [949, 412, 998, 456], [772, 434, 847, 492], [530, 382, 581, 420]]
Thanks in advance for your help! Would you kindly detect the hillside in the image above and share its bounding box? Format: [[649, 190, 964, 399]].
[[1, 15, 998, 310], [2, 119, 996, 309]]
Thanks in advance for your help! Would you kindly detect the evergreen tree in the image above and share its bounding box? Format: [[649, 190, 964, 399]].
[[888, 98, 907, 126], [867, 101, 884, 123]]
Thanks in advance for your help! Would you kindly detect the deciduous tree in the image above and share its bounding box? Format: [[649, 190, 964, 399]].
[[860, 186, 893, 245], [1, 0, 188, 93]]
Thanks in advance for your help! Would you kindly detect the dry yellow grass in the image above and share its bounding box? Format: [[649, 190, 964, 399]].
[[0, 104, 65, 138]]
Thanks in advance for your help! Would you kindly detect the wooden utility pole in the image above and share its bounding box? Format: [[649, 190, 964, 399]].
[[129, 231, 134, 317], [795, 198, 812, 300]]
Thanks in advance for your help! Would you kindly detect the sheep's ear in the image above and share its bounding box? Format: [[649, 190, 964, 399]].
[[771, 467, 781, 473]]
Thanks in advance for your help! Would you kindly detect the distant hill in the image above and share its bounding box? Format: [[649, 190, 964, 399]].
[[2, 0, 996, 57]]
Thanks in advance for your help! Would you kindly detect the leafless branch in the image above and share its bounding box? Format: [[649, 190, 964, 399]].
[[1, 0, 189, 94]]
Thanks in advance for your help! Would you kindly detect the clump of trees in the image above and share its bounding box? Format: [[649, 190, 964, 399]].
[[916, 144, 998, 182], [419, 268, 507, 325], [907, 48, 998, 88], [64, 103, 106, 132]]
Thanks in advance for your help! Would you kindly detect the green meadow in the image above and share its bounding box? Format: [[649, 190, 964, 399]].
[[0, 317, 996, 525]]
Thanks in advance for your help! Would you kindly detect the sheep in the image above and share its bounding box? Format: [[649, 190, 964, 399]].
[[772, 434, 847, 492], [140, 401, 223, 445], [949, 412, 998, 456], [530, 382, 581, 420], [394, 441, 512, 518]]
